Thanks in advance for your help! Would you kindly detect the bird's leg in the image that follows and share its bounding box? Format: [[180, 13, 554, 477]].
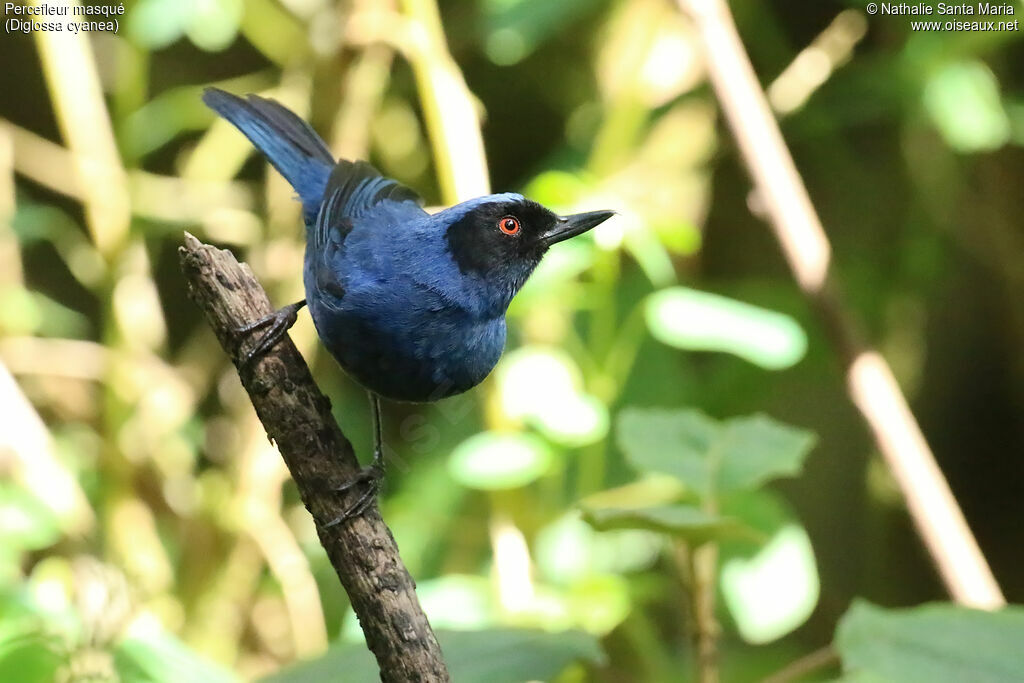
[[324, 393, 386, 527], [233, 299, 306, 367]]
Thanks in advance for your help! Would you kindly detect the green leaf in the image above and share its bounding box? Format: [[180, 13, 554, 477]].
[[127, 0, 190, 49], [716, 415, 816, 493], [414, 575, 493, 631], [0, 629, 63, 683], [616, 409, 815, 497], [923, 61, 1010, 153], [115, 631, 238, 683], [582, 504, 755, 545], [495, 347, 609, 447], [262, 629, 605, 683], [617, 409, 718, 495], [522, 170, 593, 208], [483, 0, 601, 65], [721, 523, 818, 644], [185, 0, 243, 52], [449, 629, 604, 680], [563, 575, 632, 635], [622, 227, 676, 287], [263, 640, 377, 683], [718, 490, 820, 644], [448, 432, 553, 490], [0, 484, 61, 553], [578, 476, 686, 511], [835, 600, 1024, 682], [535, 512, 663, 584], [646, 287, 807, 370]]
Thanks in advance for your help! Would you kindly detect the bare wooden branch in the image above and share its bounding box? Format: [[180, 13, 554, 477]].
[[178, 232, 448, 682]]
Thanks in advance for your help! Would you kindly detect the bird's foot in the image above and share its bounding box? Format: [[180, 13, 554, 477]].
[[233, 299, 306, 368], [323, 457, 385, 527]]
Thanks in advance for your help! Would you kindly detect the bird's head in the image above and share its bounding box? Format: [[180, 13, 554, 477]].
[[442, 193, 614, 312]]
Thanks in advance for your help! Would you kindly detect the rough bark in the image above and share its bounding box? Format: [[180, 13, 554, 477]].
[[179, 233, 448, 682]]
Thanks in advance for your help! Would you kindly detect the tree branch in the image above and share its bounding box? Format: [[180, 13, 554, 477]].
[[178, 232, 448, 682]]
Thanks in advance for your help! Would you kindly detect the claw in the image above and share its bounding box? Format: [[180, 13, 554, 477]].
[[234, 300, 306, 368], [323, 462, 384, 527], [322, 393, 388, 528]]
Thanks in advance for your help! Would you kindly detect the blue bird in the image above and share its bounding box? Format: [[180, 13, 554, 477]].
[[203, 88, 613, 521]]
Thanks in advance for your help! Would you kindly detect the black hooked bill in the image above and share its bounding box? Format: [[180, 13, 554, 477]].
[[537, 210, 616, 247]]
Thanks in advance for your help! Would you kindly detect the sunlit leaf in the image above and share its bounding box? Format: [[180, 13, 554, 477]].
[[582, 504, 754, 544], [341, 573, 496, 643], [721, 524, 818, 644], [718, 489, 820, 644], [0, 484, 60, 554], [448, 432, 553, 490], [523, 170, 591, 207], [836, 600, 1024, 682], [262, 629, 605, 683], [415, 575, 494, 631], [646, 287, 808, 370], [24, 559, 75, 624], [616, 409, 815, 497], [127, 0, 189, 49], [578, 476, 685, 510], [535, 512, 662, 584], [534, 394, 608, 446], [565, 574, 632, 634], [185, 0, 243, 52], [495, 348, 608, 446], [923, 61, 1010, 153]]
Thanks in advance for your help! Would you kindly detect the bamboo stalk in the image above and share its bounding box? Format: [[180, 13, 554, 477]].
[[398, 0, 490, 202], [30, 0, 131, 257]]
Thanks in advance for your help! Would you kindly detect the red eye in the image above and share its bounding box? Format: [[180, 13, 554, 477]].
[[498, 216, 521, 235]]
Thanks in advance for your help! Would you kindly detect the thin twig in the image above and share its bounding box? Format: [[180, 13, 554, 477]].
[[762, 646, 839, 683], [677, 0, 1004, 609], [691, 543, 719, 683], [674, 542, 719, 683], [179, 233, 448, 682]]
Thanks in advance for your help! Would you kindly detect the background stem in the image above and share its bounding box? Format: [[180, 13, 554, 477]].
[[675, 540, 719, 683], [677, 0, 1004, 610]]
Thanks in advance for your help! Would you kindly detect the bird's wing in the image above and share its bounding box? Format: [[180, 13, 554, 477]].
[[323, 159, 422, 221], [309, 160, 426, 306]]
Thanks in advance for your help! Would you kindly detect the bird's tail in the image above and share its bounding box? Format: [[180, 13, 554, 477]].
[[202, 87, 333, 219]]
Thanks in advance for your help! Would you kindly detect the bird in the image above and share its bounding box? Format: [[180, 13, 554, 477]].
[[202, 88, 614, 523]]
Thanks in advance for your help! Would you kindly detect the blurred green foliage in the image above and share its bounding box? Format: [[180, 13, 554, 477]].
[[1, 0, 1022, 680], [835, 600, 1024, 681]]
